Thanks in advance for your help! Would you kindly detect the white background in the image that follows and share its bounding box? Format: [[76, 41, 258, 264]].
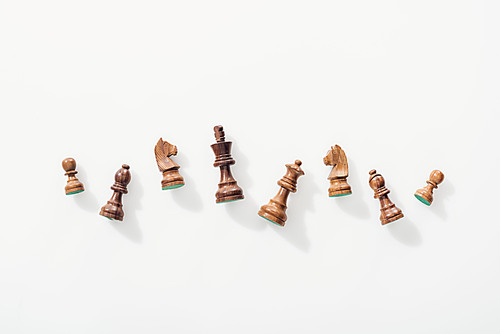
[[0, 1, 499, 333]]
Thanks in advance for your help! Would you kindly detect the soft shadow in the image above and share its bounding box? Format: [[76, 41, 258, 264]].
[[73, 190, 100, 213], [428, 179, 455, 220], [225, 194, 266, 231], [172, 172, 203, 212], [268, 168, 321, 253], [386, 218, 423, 247], [332, 160, 370, 219], [109, 169, 144, 243], [72, 165, 100, 212]]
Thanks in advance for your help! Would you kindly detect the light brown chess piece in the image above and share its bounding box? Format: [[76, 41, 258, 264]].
[[323, 145, 352, 197], [100, 164, 131, 221], [258, 160, 304, 227], [154, 138, 185, 190], [62, 157, 84, 195], [414, 170, 444, 206], [211, 125, 244, 203], [368, 169, 403, 225]]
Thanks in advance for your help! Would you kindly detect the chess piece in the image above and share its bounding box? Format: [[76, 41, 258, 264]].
[[258, 160, 304, 226], [154, 138, 185, 190], [210, 125, 244, 203], [323, 145, 352, 197], [62, 157, 84, 195], [99, 164, 131, 221], [368, 169, 404, 225], [414, 170, 445, 206]]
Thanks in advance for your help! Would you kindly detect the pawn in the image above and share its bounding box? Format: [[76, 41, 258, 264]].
[[323, 145, 352, 197], [368, 169, 404, 225], [154, 138, 184, 190], [211, 125, 244, 203], [258, 160, 304, 226], [414, 170, 445, 206], [99, 164, 131, 221], [62, 157, 85, 195]]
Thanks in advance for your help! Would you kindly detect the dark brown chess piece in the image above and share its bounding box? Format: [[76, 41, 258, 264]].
[[62, 157, 85, 195], [210, 125, 244, 203], [258, 160, 304, 227], [414, 170, 445, 206], [99, 164, 131, 221], [323, 145, 352, 197], [368, 169, 404, 225], [154, 138, 184, 190]]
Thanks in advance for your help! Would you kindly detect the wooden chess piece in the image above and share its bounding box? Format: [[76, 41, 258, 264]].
[[414, 170, 444, 206], [99, 164, 131, 221], [368, 169, 404, 225], [210, 125, 244, 203], [258, 160, 304, 226], [62, 157, 84, 195], [154, 138, 185, 190], [323, 145, 352, 197]]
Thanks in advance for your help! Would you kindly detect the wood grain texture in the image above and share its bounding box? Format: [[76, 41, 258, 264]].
[[62, 157, 84, 195], [154, 138, 185, 190], [414, 170, 445, 206], [368, 169, 404, 225], [99, 164, 131, 221], [210, 125, 244, 203], [323, 145, 352, 197], [258, 160, 304, 227]]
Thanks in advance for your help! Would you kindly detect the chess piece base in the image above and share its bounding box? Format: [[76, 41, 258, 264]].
[[66, 189, 84, 195], [259, 213, 284, 226], [258, 200, 287, 226], [163, 183, 184, 190], [216, 194, 244, 203], [215, 180, 244, 203], [328, 178, 352, 197], [65, 182, 84, 195], [258, 211, 285, 226], [381, 211, 404, 225], [99, 203, 124, 221], [161, 170, 184, 190], [414, 192, 432, 206], [329, 192, 351, 197]]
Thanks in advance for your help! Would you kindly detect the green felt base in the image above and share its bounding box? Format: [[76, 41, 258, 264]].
[[100, 214, 115, 221], [329, 192, 351, 198], [66, 190, 84, 195], [162, 184, 184, 190], [258, 214, 283, 226], [415, 194, 431, 206], [217, 198, 243, 204]]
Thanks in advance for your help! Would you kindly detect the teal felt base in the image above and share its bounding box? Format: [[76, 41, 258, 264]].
[[329, 192, 351, 198], [100, 214, 115, 221], [259, 214, 283, 226], [415, 194, 431, 206], [66, 190, 84, 195], [162, 184, 184, 190]]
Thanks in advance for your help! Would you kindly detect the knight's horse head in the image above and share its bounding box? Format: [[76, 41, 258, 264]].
[[323, 146, 338, 166]]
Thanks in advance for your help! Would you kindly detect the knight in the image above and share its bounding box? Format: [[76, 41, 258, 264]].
[[323, 145, 352, 197], [154, 138, 185, 190]]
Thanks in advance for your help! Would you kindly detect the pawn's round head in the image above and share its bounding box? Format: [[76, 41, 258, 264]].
[[62, 157, 76, 172], [430, 170, 445, 185]]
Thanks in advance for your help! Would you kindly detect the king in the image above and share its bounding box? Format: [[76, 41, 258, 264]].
[[210, 125, 244, 203]]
